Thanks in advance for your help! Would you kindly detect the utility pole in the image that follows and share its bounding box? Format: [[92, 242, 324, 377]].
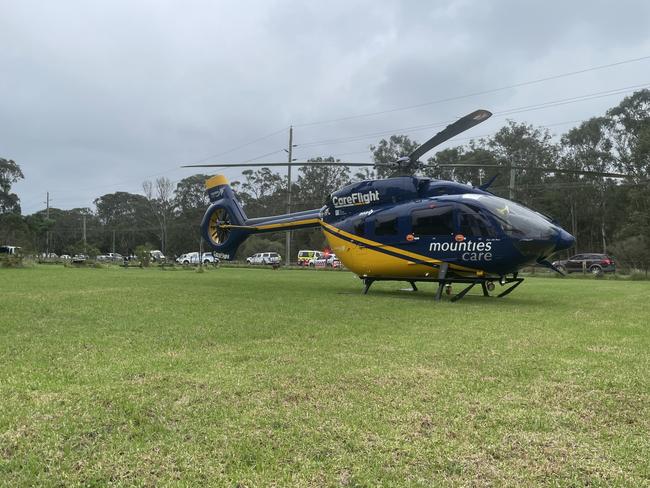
[[82, 215, 87, 254], [285, 126, 294, 266], [112, 229, 116, 254], [509, 165, 516, 200], [46, 192, 50, 256]]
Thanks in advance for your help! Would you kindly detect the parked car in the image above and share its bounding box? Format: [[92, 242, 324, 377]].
[[312, 253, 341, 268], [97, 252, 123, 263], [71, 254, 87, 263], [60, 254, 71, 260], [552, 253, 616, 275], [149, 250, 166, 262], [246, 252, 281, 265], [298, 250, 322, 266], [176, 252, 218, 265], [328, 254, 342, 268]]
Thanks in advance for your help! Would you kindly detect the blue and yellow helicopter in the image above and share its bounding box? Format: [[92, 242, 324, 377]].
[[184, 110, 622, 301]]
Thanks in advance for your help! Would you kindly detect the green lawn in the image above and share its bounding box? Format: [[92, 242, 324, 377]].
[[1, 266, 649, 486]]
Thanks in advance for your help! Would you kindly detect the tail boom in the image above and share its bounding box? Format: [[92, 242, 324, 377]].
[[200, 174, 321, 259]]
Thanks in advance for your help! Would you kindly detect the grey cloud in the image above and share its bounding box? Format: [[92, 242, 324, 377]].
[[2, 0, 650, 213]]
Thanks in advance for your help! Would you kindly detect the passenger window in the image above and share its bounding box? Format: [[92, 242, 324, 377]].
[[411, 206, 454, 235], [374, 214, 398, 236], [459, 211, 495, 238], [352, 218, 365, 237]]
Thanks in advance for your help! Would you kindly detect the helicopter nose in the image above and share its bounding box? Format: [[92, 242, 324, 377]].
[[555, 228, 575, 252]]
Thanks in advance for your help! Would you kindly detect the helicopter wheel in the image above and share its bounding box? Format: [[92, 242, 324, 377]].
[[445, 284, 452, 295]]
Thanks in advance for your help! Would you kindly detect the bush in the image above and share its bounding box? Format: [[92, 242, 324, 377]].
[[0, 254, 23, 268], [629, 271, 649, 281], [135, 245, 152, 267]]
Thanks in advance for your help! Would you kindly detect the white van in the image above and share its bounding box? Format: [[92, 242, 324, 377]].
[[0, 246, 21, 255]]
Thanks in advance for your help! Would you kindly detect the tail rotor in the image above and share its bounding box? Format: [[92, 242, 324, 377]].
[[207, 207, 232, 245]]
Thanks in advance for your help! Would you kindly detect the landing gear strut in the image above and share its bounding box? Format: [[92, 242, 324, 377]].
[[359, 273, 524, 302]]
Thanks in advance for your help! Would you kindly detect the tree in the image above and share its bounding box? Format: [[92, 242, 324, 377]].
[[0, 158, 24, 214], [425, 144, 498, 186], [174, 174, 210, 214], [45, 207, 97, 255], [607, 89, 650, 180], [371, 135, 419, 178], [143, 177, 176, 255], [558, 117, 621, 253], [23, 213, 54, 253], [605, 90, 650, 261], [0, 212, 28, 248], [486, 121, 558, 206], [295, 157, 351, 210], [610, 235, 650, 276], [168, 174, 212, 256], [237, 167, 286, 218], [94, 191, 152, 253]]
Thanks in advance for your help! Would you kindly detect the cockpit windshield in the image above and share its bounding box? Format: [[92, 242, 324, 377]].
[[462, 194, 555, 239]]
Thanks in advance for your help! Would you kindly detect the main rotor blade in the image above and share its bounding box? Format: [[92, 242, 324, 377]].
[[182, 162, 376, 168], [436, 163, 628, 178], [408, 109, 492, 162]]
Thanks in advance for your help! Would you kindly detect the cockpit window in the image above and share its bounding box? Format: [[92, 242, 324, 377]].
[[411, 206, 454, 235], [468, 195, 555, 239], [459, 210, 496, 238]]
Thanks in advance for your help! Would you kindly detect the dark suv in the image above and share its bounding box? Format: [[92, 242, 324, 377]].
[[552, 253, 616, 275]]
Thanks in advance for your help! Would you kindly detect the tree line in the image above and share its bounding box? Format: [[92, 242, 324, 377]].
[[1, 90, 649, 270]]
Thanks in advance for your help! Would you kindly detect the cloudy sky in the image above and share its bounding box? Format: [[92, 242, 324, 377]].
[[2, 0, 650, 214]]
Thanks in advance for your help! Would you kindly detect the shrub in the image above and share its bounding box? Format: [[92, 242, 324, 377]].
[[629, 271, 648, 281], [135, 245, 152, 267], [0, 255, 23, 268]]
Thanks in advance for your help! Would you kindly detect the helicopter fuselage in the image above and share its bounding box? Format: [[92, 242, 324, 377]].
[[201, 175, 575, 282], [317, 176, 574, 279]]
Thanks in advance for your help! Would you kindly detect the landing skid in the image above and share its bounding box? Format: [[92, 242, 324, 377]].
[[360, 267, 524, 302]]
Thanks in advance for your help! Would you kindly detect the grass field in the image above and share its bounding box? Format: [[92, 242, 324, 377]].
[[1, 266, 649, 486]]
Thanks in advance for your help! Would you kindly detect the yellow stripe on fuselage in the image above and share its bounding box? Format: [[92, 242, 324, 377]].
[[320, 221, 482, 278], [220, 218, 321, 232], [253, 218, 320, 231], [220, 216, 485, 278]]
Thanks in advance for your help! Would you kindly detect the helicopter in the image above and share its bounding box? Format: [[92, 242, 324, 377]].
[[183, 109, 626, 301]]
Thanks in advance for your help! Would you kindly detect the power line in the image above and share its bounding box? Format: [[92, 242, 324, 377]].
[[246, 148, 286, 162], [186, 126, 289, 165], [299, 119, 583, 162], [181, 55, 650, 166], [54, 166, 182, 195], [493, 83, 650, 117], [295, 83, 650, 151], [293, 55, 650, 127]]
